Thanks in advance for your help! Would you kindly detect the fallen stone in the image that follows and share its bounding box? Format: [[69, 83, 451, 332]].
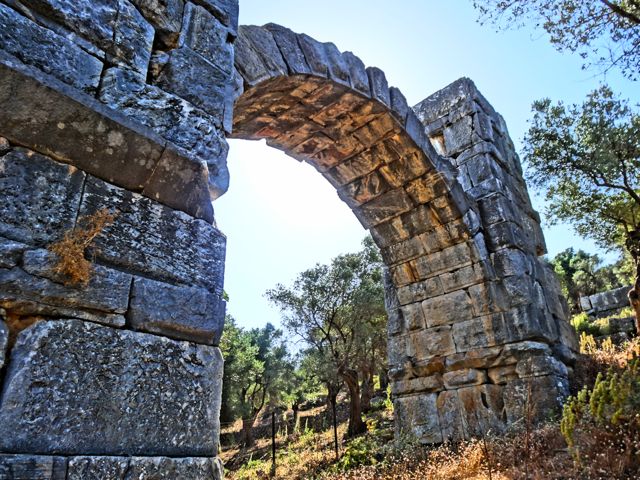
[[0, 454, 67, 479], [0, 148, 85, 247], [128, 277, 225, 345], [0, 320, 223, 456], [79, 176, 226, 295], [0, 3, 102, 93], [67, 456, 223, 480]]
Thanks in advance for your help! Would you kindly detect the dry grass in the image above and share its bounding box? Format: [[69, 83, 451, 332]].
[[47, 208, 115, 286], [224, 340, 640, 480]]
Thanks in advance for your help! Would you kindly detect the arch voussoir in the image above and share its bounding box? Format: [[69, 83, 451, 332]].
[[232, 24, 578, 444]]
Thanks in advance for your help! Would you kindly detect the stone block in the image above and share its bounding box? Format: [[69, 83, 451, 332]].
[[413, 242, 475, 279], [458, 384, 505, 436], [342, 51, 369, 97], [0, 455, 67, 480], [130, 0, 185, 47], [192, 0, 239, 32], [407, 326, 456, 361], [141, 145, 214, 224], [0, 148, 84, 247], [24, 0, 116, 50], [516, 355, 568, 379], [22, 0, 152, 75], [66, 456, 223, 480], [180, 3, 233, 74], [0, 236, 28, 269], [394, 393, 442, 444], [0, 55, 186, 201], [445, 346, 501, 370], [491, 248, 532, 277], [468, 281, 508, 316], [391, 374, 443, 396], [443, 116, 473, 155], [128, 277, 225, 345], [353, 188, 414, 227], [400, 302, 426, 331], [111, 0, 154, 75], [503, 375, 569, 425], [0, 319, 7, 370], [264, 24, 311, 75], [443, 368, 487, 389], [396, 277, 443, 306], [154, 46, 229, 125], [0, 249, 131, 327], [79, 176, 226, 295], [99, 67, 230, 199], [0, 320, 223, 456], [436, 390, 464, 440], [0, 3, 102, 93], [366, 67, 390, 107], [422, 290, 474, 328], [488, 365, 518, 384]]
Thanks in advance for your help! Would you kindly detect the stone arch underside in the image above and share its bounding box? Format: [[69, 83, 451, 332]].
[[231, 24, 579, 442]]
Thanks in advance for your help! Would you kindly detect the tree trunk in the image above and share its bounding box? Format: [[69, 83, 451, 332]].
[[340, 368, 366, 438], [379, 367, 389, 391], [292, 403, 300, 432], [241, 416, 256, 448], [629, 261, 640, 335], [359, 367, 373, 413]]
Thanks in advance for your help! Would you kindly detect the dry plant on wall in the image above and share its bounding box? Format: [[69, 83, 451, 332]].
[[47, 208, 116, 286]]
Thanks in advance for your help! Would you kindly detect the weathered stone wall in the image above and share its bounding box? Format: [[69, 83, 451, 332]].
[[580, 285, 632, 318], [0, 1, 580, 476], [0, 0, 235, 477]]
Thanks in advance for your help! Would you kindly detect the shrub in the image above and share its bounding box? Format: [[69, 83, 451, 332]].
[[561, 357, 640, 478], [571, 312, 604, 336], [47, 208, 115, 286]]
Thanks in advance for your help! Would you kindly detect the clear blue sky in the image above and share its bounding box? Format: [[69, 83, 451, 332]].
[[216, 0, 639, 330]]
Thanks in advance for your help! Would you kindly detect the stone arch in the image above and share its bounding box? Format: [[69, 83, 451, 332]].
[[230, 24, 578, 442]]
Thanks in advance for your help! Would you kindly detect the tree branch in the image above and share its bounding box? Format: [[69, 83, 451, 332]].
[[600, 0, 640, 24]]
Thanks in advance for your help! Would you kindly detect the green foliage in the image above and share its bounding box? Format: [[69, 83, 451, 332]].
[[524, 86, 640, 253], [333, 434, 380, 472], [571, 312, 606, 336], [561, 358, 640, 474], [550, 248, 628, 311], [474, 0, 640, 80], [219, 317, 292, 425]]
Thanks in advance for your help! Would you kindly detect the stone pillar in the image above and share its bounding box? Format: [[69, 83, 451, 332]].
[[0, 0, 236, 477]]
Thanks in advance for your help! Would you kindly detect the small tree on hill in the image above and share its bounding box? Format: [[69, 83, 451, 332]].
[[266, 238, 386, 438]]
